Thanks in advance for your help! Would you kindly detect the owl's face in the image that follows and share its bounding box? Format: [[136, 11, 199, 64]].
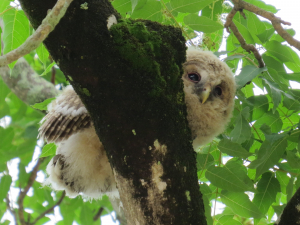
[[182, 49, 236, 148]]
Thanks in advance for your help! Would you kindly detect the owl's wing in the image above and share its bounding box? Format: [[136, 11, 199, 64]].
[[39, 86, 92, 143]]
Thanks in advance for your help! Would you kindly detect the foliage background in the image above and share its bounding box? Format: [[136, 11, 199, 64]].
[[1, 0, 300, 224]]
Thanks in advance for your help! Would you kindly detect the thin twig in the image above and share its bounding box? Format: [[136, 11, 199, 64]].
[[6, 195, 18, 225], [0, 0, 74, 67], [230, 0, 300, 51], [93, 207, 104, 221], [225, 9, 265, 68], [0, 7, 15, 16], [17, 158, 44, 225], [29, 191, 66, 225]]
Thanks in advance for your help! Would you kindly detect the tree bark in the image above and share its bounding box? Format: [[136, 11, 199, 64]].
[[19, 0, 206, 224], [275, 187, 300, 225], [0, 58, 58, 105]]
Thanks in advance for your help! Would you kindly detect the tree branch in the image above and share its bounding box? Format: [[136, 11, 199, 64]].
[[230, 0, 300, 51], [225, 7, 265, 68], [29, 191, 66, 225], [275, 187, 300, 225], [93, 207, 104, 221], [0, 0, 73, 67], [19, 0, 206, 224], [17, 158, 44, 225], [0, 58, 58, 105]]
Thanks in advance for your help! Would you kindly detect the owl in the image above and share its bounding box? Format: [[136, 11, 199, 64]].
[[39, 48, 236, 198]]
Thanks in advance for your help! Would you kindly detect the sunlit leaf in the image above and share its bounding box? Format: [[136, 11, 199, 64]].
[[265, 41, 295, 63], [40, 61, 56, 76], [0, 175, 12, 202], [40, 143, 56, 158], [31, 97, 55, 111], [2, 8, 30, 68], [221, 191, 264, 219], [170, 0, 214, 13], [184, 14, 223, 33], [218, 139, 252, 158], [253, 172, 280, 214], [235, 65, 267, 89], [36, 43, 49, 68], [0, 0, 10, 13], [206, 161, 255, 192], [131, 0, 162, 22], [230, 107, 252, 144], [112, 0, 131, 16], [249, 138, 287, 178]]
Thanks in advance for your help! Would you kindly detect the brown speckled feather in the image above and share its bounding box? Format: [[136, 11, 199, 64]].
[[39, 86, 92, 143]]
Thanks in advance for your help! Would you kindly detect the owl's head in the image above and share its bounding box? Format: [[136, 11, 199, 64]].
[[182, 48, 236, 148]]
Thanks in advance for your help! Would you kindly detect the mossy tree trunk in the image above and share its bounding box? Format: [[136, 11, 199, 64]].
[[19, 0, 206, 224]]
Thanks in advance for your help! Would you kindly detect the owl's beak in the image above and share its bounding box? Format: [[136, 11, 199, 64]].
[[201, 85, 211, 104]]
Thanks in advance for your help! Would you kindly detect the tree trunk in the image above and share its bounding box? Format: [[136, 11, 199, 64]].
[[19, 0, 206, 224]]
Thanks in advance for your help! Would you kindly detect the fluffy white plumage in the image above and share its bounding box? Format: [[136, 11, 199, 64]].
[[39, 48, 235, 199]]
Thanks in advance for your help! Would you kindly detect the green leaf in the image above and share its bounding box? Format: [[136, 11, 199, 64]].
[[246, 95, 269, 121], [206, 161, 255, 192], [224, 54, 245, 62], [235, 65, 267, 89], [40, 61, 56, 76], [131, 0, 162, 22], [286, 176, 294, 202], [0, 127, 14, 150], [36, 43, 49, 67], [286, 151, 300, 169], [196, 154, 214, 170], [276, 171, 289, 194], [247, 13, 266, 43], [170, 0, 214, 13], [233, 19, 255, 44], [40, 143, 56, 158], [0, 0, 10, 13], [230, 107, 251, 144], [271, 29, 295, 43], [218, 139, 252, 158], [24, 125, 38, 139], [112, 0, 131, 16], [255, 111, 282, 133], [0, 175, 12, 202], [184, 14, 223, 33], [131, 0, 147, 12], [202, 195, 213, 225], [252, 172, 280, 214], [273, 205, 285, 218], [283, 91, 300, 112], [221, 191, 264, 219], [31, 97, 55, 111], [80, 205, 95, 224], [257, 28, 275, 43], [200, 183, 213, 197], [2, 9, 30, 68], [249, 138, 287, 178], [281, 72, 300, 83], [244, 0, 278, 13], [265, 41, 295, 63]]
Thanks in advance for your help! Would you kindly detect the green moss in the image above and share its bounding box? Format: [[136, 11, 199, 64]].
[[81, 88, 91, 96], [110, 19, 169, 98], [185, 190, 191, 201]]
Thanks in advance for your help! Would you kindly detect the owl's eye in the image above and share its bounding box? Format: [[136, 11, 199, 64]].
[[188, 73, 201, 83], [214, 86, 222, 96]]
